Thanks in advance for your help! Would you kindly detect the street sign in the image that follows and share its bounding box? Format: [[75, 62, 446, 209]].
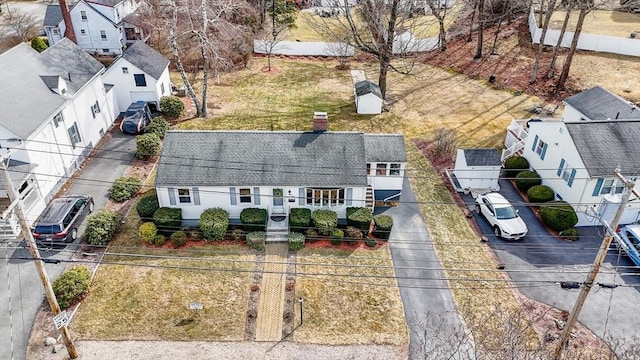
[[53, 311, 69, 330], [189, 302, 203, 310]]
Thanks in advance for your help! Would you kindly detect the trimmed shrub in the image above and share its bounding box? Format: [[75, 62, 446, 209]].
[[190, 229, 203, 241], [160, 95, 185, 118], [305, 228, 319, 242], [232, 228, 245, 241], [135, 133, 161, 159], [365, 237, 377, 248], [246, 231, 266, 251], [31, 37, 48, 52], [515, 171, 542, 192], [373, 214, 394, 240], [330, 229, 344, 245], [346, 207, 373, 231], [147, 116, 169, 139], [108, 176, 142, 202], [560, 227, 579, 241], [345, 226, 364, 241], [139, 222, 157, 244], [170, 231, 188, 247], [504, 156, 530, 177], [136, 191, 159, 221], [527, 185, 555, 204], [539, 201, 578, 231], [287, 232, 305, 251], [200, 208, 229, 241], [289, 208, 311, 233], [85, 209, 121, 245], [240, 208, 267, 232], [153, 207, 182, 234], [52, 266, 91, 309], [154, 234, 166, 246], [311, 209, 338, 235]]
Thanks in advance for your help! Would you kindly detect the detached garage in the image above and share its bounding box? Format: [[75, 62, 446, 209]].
[[452, 149, 501, 192], [354, 80, 383, 114]]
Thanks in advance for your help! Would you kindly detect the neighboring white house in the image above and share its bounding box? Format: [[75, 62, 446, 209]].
[[43, 0, 144, 56], [102, 41, 171, 116], [452, 149, 501, 192], [154, 121, 406, 230], [0, 39, 116, 239], [354, 80, 383, 114], [503, 86, 640, 227]]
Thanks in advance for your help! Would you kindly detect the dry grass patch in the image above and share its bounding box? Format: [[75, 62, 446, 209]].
[[549, 10, 640, 38], [294, 245, 407, 346]]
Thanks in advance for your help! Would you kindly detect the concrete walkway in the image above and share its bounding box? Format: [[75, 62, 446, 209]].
[[255, 243, 288, 341]]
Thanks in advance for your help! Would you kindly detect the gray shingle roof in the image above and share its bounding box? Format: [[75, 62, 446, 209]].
[[43, 4, 62, 27], [0, 39, 104, 139], [355, 80, 383, 99], [121, 41, 169, 80], [156, 131, 405, 188], [463, 149, 501, 166], [566, 120, 640, 177], [364, 134, 406, 162], [564, 86, 640, 121]]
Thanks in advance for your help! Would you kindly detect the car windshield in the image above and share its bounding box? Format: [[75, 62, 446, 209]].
[[125, 109, 140, 117], [34, 225, 61, 234], [495, 206, 518, 220]]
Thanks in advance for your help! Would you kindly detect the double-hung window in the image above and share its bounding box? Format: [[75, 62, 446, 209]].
[[81, 11, 87, 21], [178, 188, 191, 203], [100, 30, 107, 40], [376, 163, 387, 176], [531, 135, 548, 160], [557, 159, 576, 187], [90, 101, 100, 118], [239, 188, 252, 203], [389, 163, 401, 176], [600, 179, 624, 195], [53, 112, 63, 127], [67, 122, 81, 149]]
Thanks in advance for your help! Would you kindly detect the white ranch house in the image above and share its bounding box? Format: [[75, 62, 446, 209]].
[[0, 39, 117, 239], [154, 126, 406, 235], [43, 0, 145, 56], [502, 86, 640, 226], [102, 40, 171, 116]]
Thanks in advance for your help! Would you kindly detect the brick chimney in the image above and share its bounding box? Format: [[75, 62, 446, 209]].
[[313, 112, 328, 133], [59, 0, 77, 44]]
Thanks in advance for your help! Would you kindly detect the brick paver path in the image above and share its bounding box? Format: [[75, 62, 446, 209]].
[[255, 243, 288, 341]]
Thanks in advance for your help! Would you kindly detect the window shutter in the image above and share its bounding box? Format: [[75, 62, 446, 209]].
[[253, 187, 260, 205], [531, 135, 539, 151], [540, 143, 548, 160], [192, 187, 200, 205], [568, 169, 576, 187], [592, 178, 604, 196], [168, 187, 176, 205], [230, 187, 237, 205], [298, 188, 305, 205], [346, 188, 353, 206], [556, 159, 565, 177]]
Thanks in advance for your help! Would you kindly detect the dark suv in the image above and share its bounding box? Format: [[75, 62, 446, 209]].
[[32, 195, 94, 244]]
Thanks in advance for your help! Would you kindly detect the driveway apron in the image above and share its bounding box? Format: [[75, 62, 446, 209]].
[[0, 130, 135, 360]]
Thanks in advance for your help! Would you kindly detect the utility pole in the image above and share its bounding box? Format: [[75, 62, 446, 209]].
[[553, 170, 635, 360], [0, 156, 79, 359]]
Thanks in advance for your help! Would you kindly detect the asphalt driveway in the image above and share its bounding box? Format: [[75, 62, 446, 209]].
[[0, 130, 135, 360], [384, 177, 471, 359], [465, 178, 640, 354]]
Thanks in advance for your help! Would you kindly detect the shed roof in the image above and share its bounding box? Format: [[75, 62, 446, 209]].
[[564, 86, 640, 121], [355, 80, 383, 99], [156, 131, 406, 188], [121, 41, 169, 80], [462, 149, 502, 167], [566, 120, 640, 177], [43, 4, 62, 27]]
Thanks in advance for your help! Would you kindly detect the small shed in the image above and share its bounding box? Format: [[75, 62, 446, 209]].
[[354, 80, 383, 114], [452, 149, 502, 192]]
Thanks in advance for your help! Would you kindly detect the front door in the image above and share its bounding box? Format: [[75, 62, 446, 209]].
[[273, 188, 284, 209]]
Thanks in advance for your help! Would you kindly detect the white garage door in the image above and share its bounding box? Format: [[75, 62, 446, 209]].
[[130, 91, 158, 104]]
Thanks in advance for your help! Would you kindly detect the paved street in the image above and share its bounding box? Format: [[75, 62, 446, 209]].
[[385, 177, 471, 359], [0, 130, 135, 360], [466, 178, 640, 354]]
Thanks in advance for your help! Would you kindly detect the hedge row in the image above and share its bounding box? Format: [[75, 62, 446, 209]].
[[240, 208, 267, 232]]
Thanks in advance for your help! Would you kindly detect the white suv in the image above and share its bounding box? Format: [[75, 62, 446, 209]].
[[475, 192, 528, 240]]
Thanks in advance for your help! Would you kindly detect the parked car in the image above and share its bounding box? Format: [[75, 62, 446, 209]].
[[120, 101, 152, 134], [616, 224, 640, 267], [475, 192, 528, 240], [32, 195, 94, 244]]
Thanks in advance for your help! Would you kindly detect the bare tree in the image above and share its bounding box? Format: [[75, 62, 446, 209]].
[[546, 0, 573, 79], [424, 0, 451, 51], [474, 0, 487, 59], [530, 0, 558, 83], [3, 8, 38, 41], [307, 0, 437, 100], [326, 41, 354, 69], [257, 0, 297, 71]]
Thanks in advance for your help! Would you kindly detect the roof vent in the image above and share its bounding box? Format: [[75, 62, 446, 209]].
[[313, 112, 328, 133]]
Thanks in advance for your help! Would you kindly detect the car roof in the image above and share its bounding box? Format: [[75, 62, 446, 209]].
[[484, 192, 512, 207], [36, 195, 88, 225]]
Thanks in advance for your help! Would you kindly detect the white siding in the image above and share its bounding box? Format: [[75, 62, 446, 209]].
[[102, 58, 168, 114], [453, 150, 500, 191], [70, 2, 123, 55], [561, 104, 589, 122], [355, 93, 383, 114], [366, 162, 405, 191]]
